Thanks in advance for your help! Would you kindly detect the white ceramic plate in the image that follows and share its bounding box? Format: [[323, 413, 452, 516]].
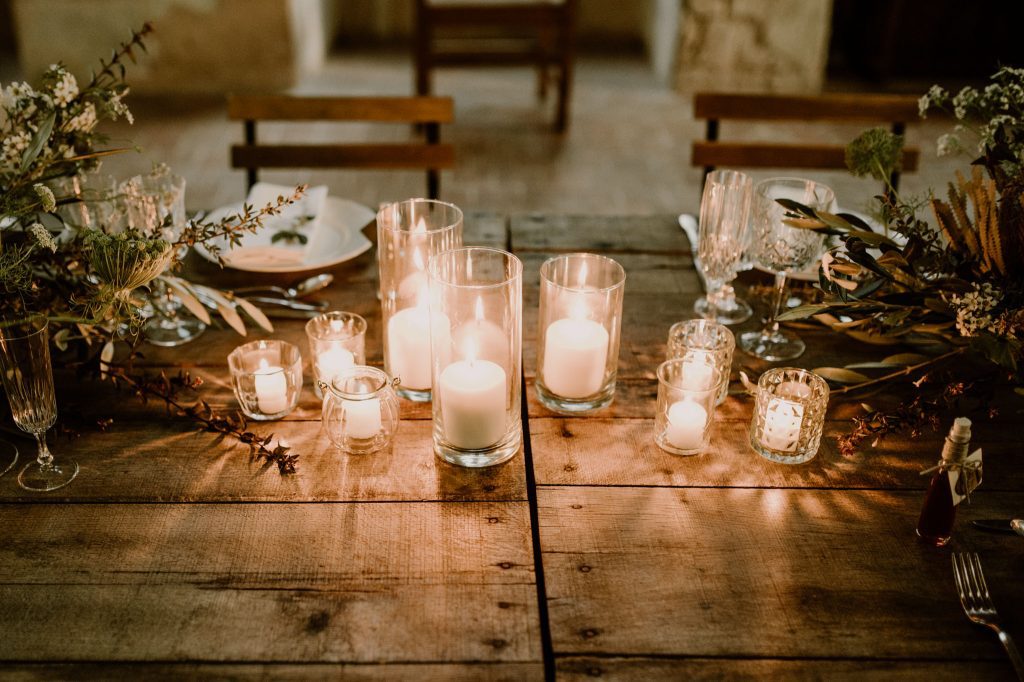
[[196, 196, 374, 273]]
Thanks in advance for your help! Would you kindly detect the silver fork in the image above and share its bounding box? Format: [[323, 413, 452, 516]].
[[952, 552, 1024, 680]]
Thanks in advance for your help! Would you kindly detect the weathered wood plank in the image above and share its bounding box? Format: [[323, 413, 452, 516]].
[[2, 663, 545, 681], [528, 417, 1024, 491], [540, 486, 1024, 660], [510, 215, 690, 254], [0, 420, 525, 502], [0, 502, 539, 663], [227, 95, 455, 123], [557, 656, 1016, 681]]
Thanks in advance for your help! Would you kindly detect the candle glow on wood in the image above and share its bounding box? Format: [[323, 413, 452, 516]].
[[253, 358, 288, 415]]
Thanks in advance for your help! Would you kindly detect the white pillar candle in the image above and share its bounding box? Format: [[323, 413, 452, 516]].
[[761, 397, 804, 452], [665, 399, 708, 450], [317, 344, 355, 386], [343, 398, 382, 440], [439, 359, 507, 449], [680, 356, 715, 391], [542, 317, 610, 399], [387, 306, 451, 391], [253, 359, 288, 414]]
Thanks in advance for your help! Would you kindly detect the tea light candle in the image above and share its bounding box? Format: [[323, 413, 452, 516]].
[[542, 316, 609, 399], [439, 358, 507, 449], [343, 398, 382, 440], [664, 399, 708, 450], [761, 397, 804, 452], [317, 343, 355, 385], [680, 356, 715, 391], [254, 359, 288, 414]]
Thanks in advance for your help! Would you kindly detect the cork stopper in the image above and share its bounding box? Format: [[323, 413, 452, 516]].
[[949, 417, 972, 443], [940, 417, 972, 463]]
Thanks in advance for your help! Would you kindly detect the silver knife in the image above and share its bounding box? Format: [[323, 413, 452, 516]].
[[971, 519, 1024, 535]]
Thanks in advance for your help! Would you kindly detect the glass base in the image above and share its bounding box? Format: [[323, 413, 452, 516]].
[[434, 430, 521, 468], [397, 387, 431, 402], [693, 296, 753, 325], [18, 458, 78, 492], [144, 316, 207, 347], [739, 329, 805, 361], [535, 382, 614, 415], [655, 432, 707, 456], [0, 441, 17, 477], [749, 432, 817, 465]]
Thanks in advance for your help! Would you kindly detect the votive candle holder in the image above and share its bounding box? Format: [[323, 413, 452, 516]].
[[749, 367, 829, 464], [306, 311, 367, 399], [655, 358, 722, 456], [667, 319, 735, 405], [227, 339, 303, 420], [320, 366, 400, 455], [536, 253, 625, 414], [377, 198, 463, 401], [428, 247, 523, 468]]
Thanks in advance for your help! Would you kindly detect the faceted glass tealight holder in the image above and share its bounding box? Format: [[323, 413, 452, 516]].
[[749, 367, 829, 464], [306, 311, 367, 399], [667, 319, 735, 405], [655, 358, 723, 456], [428, 247, 523, 468], [536, 253, 626, 414], [320, 366, 400, 455], [227, 340, 303, 420], [377, 198, 463, 402]]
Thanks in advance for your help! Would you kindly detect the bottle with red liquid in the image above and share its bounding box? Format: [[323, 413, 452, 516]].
[[916, 417, 972, 546]]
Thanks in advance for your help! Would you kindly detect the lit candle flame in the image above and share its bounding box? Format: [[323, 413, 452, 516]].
[[412, 248, 425, 271], [258, 358, 270, 371], [577, 260, 588, 290], [330, 319, 344, 333], [413, 216, 428, 233], [474, 296, 485, 322]]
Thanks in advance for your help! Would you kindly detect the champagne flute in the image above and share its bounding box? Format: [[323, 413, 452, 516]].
[[693, 170, 753, 324], [0, 317, 78, 491], [739, 178, 835, 361]]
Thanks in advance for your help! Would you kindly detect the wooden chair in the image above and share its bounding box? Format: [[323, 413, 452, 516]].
[[228, 95, 455, 199], [414, 0, 577, 133], [692, 92, 921, 194]]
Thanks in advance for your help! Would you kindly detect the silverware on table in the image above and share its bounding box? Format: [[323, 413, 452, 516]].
[[232, 273, 334, 300], [242, 296, 327, 312], [952, 552, 1024, 679], [677, 213, 707, 293], [971, 519, 1024, 536]]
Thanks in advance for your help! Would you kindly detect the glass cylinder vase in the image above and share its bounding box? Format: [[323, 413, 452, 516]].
[[655, 358, 722, 456], [428, 247, 523, 468], [227, 340, 303, 420], [377, 198, 463, 401], [536, 253, 625, 413], [306, 311, 367, 399], [320, 366, 400, 455], [749, 367, 829, 464], [667, 319, 735, 405]]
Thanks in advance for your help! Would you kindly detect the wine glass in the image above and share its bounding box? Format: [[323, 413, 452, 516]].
[[739, 178, 835, 361], [0, 317, 78, 491], [693, 170, 753, 324]]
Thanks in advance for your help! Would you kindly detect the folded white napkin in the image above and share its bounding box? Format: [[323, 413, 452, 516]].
[[226, 183, 328, 267]]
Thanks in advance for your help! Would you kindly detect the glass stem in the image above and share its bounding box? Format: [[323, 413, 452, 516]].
[[34, 432, 53, 468], [705, 281, 724, 320], [764, 270, 788, 337]]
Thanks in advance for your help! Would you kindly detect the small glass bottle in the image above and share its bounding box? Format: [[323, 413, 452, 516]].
[[916, 417, 972, 546]]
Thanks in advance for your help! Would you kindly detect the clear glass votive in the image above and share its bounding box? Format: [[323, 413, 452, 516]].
[[655, 359, 722, 456], [306, 311, 367, 399], [377, 198, 463, 402], [536, 253, 626, 414], [667, 319, 735, 405], [227, 339, 303, 420], [749, 367, 829, 464], [428, 247, 523, 468], [320, 366, 400, 455]]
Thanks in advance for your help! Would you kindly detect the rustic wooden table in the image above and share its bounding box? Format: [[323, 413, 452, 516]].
[[0, 214, 1020, 680]]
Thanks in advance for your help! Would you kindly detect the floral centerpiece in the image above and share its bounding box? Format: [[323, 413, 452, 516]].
[[777, 67, 1024, 452], [1, 25, 302, 471]]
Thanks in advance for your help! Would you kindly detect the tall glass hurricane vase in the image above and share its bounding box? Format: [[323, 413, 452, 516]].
[[0, 317, 78, 491], [739, 178, 835, 361], [693, 170, 754, 324]]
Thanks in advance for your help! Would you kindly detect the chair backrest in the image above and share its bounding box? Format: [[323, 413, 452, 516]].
[[228, 95, 456, 199], [692, 92, 920, 193]]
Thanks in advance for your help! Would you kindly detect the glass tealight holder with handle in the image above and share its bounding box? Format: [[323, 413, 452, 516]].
[[320, 366, 400, 455], [0, 317, 78, 491], [692, 170, 754, 325]]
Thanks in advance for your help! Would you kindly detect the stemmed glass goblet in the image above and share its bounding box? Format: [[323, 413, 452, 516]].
[[739, 177, 835, 361], [693, 170, 753, 324], [0, 317, 78, 491]]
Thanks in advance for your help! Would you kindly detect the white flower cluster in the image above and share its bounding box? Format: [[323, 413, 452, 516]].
[[33, 183, 56, 212], [949, 283, 1002, 337], [2, 129, 30, 167], [50, 65, 79, 108], [63, 102, 97, 133], [28, 222, 58, 252]]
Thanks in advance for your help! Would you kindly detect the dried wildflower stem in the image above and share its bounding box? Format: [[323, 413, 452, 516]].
[[830, 347, 969, 396]]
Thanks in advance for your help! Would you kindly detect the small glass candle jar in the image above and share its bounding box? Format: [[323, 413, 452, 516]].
[[749, 367, 829, 464], [536, 253, 626, 414], [377, 198, 463, 402], [306, 311, 367, 399], [655, 358, 722, 456], [428, 247, 522, 468], [667, 319, 735, 405], [320, 366, 400, 455], [227, 340, 303, 420]]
